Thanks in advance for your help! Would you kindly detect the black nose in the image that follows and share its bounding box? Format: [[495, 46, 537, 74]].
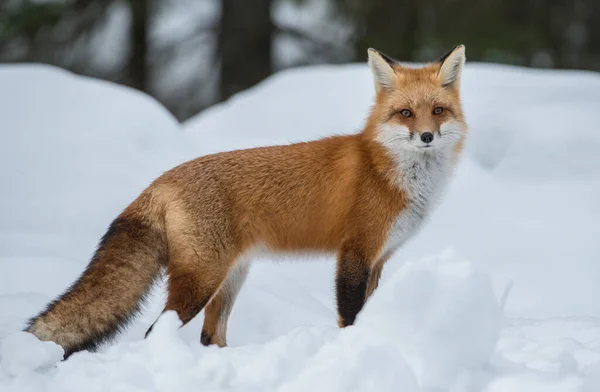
[[421, 132, 434, 144]]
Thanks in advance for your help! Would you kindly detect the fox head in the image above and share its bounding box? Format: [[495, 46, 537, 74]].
[[365, 45, 467, 156]]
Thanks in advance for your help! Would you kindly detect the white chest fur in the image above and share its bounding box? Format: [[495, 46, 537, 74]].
[[382, 149, 453, 255]]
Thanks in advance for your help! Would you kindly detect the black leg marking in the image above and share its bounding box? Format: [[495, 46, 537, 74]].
[[336, 257, 370, 327]]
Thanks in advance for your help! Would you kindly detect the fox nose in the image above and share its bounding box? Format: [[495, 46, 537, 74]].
[[421, 132, 434, 144]]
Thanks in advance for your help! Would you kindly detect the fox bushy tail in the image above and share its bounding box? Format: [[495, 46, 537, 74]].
[[26, 206, 167, 358]]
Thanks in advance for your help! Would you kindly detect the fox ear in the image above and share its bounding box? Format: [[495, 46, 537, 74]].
[[368, 48, 397, 93], [438, 45, 466, 88]]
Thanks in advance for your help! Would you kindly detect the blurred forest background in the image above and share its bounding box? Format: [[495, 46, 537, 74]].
[[1, 0, 599, 121]]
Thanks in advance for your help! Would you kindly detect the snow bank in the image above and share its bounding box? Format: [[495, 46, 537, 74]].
[[184, 64, 371, 155], [287, 250, 502, 392], [0, 251, 501, 392], [0, 65, 192, 261]]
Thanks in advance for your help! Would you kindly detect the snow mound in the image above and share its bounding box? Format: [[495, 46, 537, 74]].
[[0, 251, 501, 392], [0, 64, 193, 263], [184, 64, 373, 155], [359, 249, 502, 390], [290, 249, 502, 392], [463, 65, 600, 180]]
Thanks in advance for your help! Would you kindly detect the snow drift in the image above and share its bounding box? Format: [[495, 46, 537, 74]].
[[1, 251, 501, 392]]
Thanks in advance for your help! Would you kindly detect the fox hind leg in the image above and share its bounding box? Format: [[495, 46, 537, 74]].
[[201, 260, 250, 347], [145, 241, 236, 337]]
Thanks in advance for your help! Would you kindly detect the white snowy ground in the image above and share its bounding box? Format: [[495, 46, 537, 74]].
[[0, 62, 599, 391]]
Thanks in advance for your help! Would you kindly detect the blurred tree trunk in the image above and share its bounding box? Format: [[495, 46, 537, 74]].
[[353, 0, 419, 61], [127, 0, 149, 91], [218, 0, 274, 101]]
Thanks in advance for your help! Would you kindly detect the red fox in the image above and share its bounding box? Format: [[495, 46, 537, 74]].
[[26, 45, 468, 358]]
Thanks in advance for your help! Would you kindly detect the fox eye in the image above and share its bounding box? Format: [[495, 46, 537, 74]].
[[433, 107, 444, 115], [399, 109, 412, 117]]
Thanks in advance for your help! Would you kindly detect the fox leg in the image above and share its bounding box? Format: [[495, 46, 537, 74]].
[[336, 241, 378, 328], [201, 261, 250, 347], [145, 241, 236, 337], [365, 252, 392, 300], [163, 261, 230, 325]]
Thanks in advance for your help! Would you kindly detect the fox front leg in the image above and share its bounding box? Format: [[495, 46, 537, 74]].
[[335, 244, 375, 328]]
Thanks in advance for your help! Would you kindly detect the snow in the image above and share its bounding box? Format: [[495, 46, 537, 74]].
[[0, 65, 193, 262], [0, 332, 63, 377], [1, 252, 499, 391], [1, 62, 600, 391]]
